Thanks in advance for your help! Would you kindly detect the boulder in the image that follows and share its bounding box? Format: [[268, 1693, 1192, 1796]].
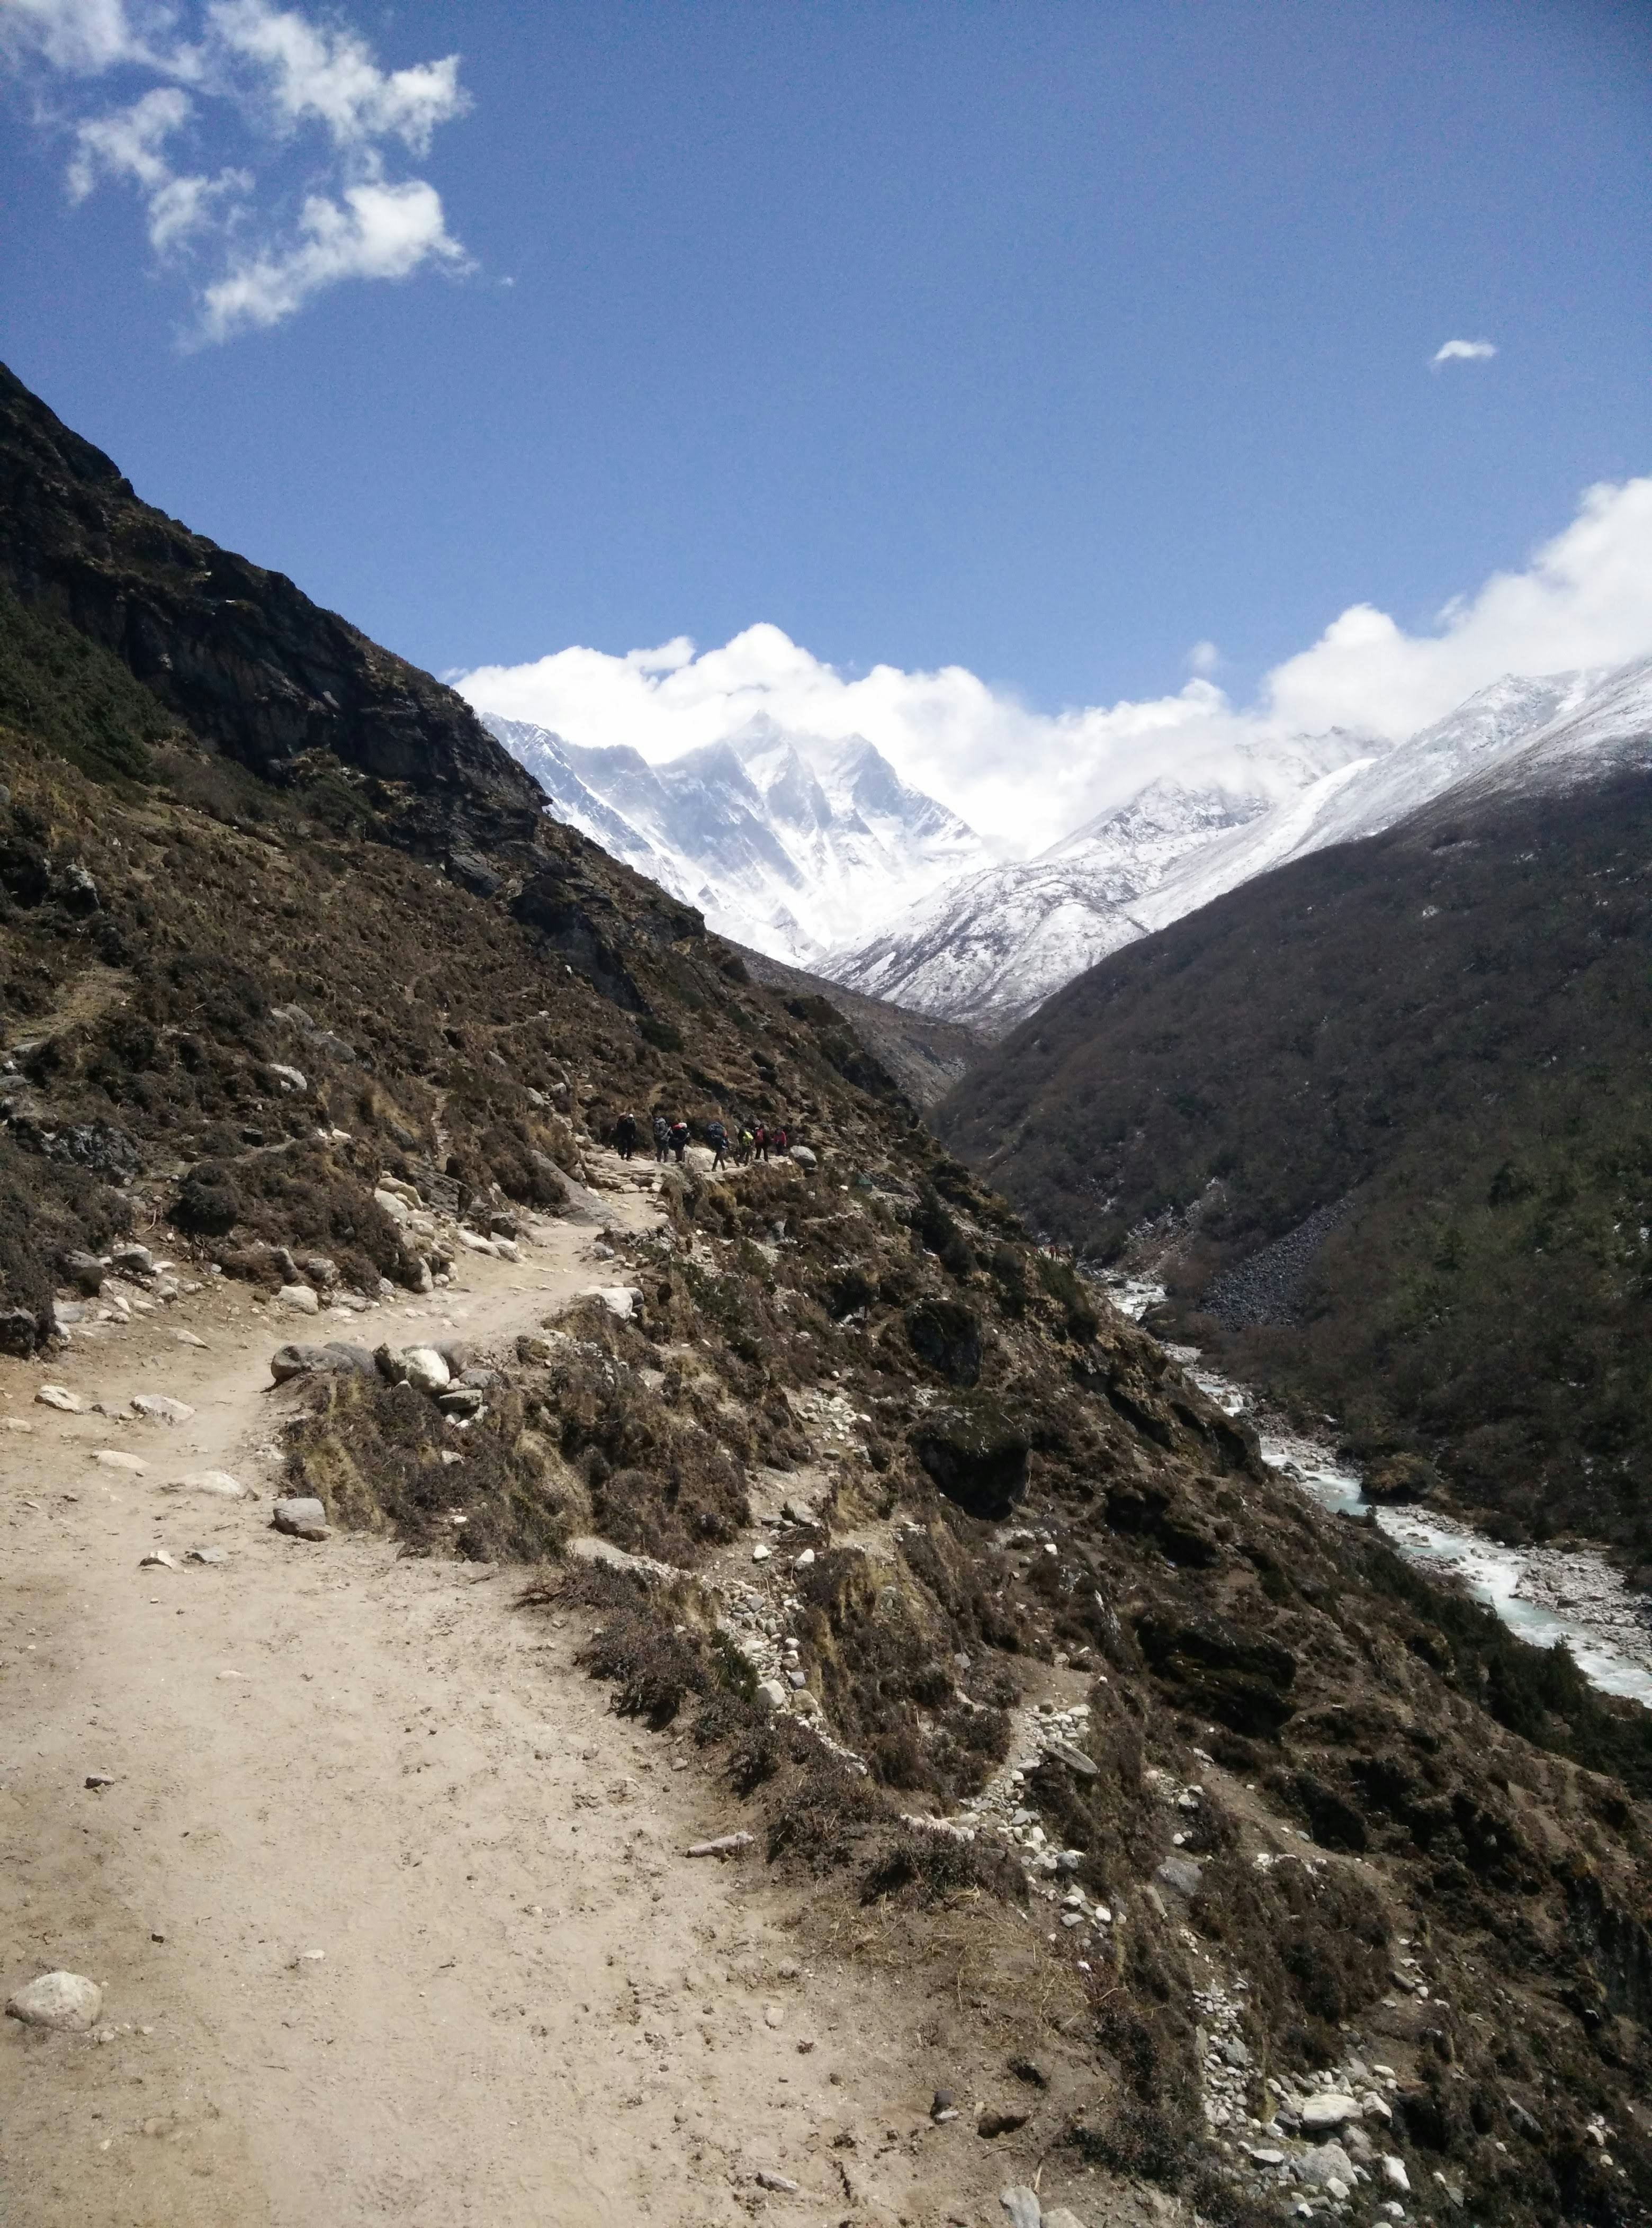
[[270, 1342, 375, 1384], [35, 1384, 86, 1413], [401, 1347, 452, 1396], [272, 1497, 330, 1541], [59, 1249, 105, 1296], [999, 2193, 1042, 2228], [1297, 2140, 1356, 2188], [6, 1971, 103, 2032], [911, 1397, 1029, 1521], [277, 1283, 320, 1315], [111, 1244, 155, 1278], [131, 1395, 195, 1425], [756, 1679, 788, 1711], [165, 1470, 247, 1499], [1299, 2094, 1361, 2134], [789, 1144, 818, 1168], [1155, 1855, 1202, 1898]]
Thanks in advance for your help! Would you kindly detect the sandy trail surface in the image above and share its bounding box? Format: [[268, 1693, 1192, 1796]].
[[1, 1180, 1092, 2228]]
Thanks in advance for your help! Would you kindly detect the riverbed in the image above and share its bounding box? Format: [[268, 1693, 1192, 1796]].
[[1106, 1275, 1652, 1707]]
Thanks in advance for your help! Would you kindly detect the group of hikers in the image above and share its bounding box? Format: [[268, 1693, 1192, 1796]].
[[610, 1111, 792, 1170]]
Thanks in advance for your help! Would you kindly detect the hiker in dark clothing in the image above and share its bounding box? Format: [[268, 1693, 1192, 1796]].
[[753, 1123, 769, 1162], [706, 1119, 729, 1170], [613, 1112, 639, 1160], [669, 1118, 690, 1165], [653, 1115, 670, 1162], [772, 1124, 789, 1156]]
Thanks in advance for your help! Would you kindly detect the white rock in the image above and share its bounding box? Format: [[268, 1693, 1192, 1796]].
[[166, 1470, 246, 1499], [130, 1395, 195, 1424], [187, 1546, 229, 1566], [35, 1385, 86, 1413], [789, 1145, 818, 1167], [272, 1497, 330, 1541], [756, 1679, 788, 1711], [278, 1284, 320, 1315], [1000, 2190, 1042, 2228], [139, 1549, 177, 1569], [578, 1285, 638, 1319], [1381, 2157, 1410, 2194], [1043, 2212, 1088, 2228], [6, 1971, 103, 2032], [373, 1188, 411, 1224], [794, 1548, 816, 1568], [752, 1543, 773, 1562], [457, 1227, 499, 1255], [1299, 2093, 1361, 2133], [401, 1347, 451, 1395], [175, 1330, 210, 1349], [94, 1450, 147, 1474], [268, 1063, 308, 1093]]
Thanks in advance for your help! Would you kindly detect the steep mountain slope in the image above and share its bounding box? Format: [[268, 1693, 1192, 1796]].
[[732, 942, 986, 1107], [938, 677, 1652, 1567], [10, 362, 1652, 2228], [481, 708, 986, 962]]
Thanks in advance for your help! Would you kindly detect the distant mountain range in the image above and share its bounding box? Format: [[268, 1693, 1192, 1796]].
[[479, 711, 986, 963], [482, 660, 1644, 1038]]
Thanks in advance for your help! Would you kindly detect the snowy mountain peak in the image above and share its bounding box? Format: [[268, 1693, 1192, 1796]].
[[479, 711, 988, 964]]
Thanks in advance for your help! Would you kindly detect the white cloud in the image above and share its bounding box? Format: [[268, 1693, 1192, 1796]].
[[1431, 338, 1497, 367], [459, 475, 1652, 855], [2, 0, 471, 339], [206, 0, 466, 152], [1187, 639, 1220, 675], [0, 0, 156, 74], [199, 175, 465, 339]]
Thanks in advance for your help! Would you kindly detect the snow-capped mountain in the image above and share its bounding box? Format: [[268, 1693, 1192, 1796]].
[[823, 669, 1627, 1032], [824, 727, 1384, 1030], [480, 712, 987, 963]]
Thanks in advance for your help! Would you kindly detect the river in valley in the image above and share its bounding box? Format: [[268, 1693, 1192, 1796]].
[[1106, 1277, 1652, 1708]]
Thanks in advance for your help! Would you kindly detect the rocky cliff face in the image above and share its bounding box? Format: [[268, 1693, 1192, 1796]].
[[0, 363, 546, 865]]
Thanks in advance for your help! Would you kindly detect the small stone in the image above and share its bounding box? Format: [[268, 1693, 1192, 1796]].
[[36, 1384, 87, 1413], [756, 1679, 788, 1711], [175, 1330, 210, 1349], [786, 1669, 807, 1690], [1048, 1741, 1098, 1778], [139, 1548, 177, 1569], [1041, 2212, 1085, 2228], [130, 1395, 195, 1424], [752, 1543, 773, 1562], [6, 1971, 103, 2032], [754, 2171, 798, 2193], [1251, 2148, 1286, 2166], [1155, 1855, 1202, 1898], [794, 1548, 816, 1568], [112, 1244, 155, 1277], [85, 1772, 115, 1789], [777, 1959, 800, 1979], [764, 2004, 785, 2028], [999, 2188, 1042, 2228], [150, 1930, 166, 1944], [186, 1547, 229, 1566], [1381, 2157, 1411, 2194], [931, 2088, 955, 2117], [272, 1497, 330, 1541], [278, 1283, 320, 1314]]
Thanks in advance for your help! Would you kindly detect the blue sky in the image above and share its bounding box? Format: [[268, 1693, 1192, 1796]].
[[2, 1, 1650, 843]]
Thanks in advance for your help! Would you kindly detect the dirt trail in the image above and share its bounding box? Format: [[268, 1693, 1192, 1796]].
[[1, 1175, 1105, 2228]]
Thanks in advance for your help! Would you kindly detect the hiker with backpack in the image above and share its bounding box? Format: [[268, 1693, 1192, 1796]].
[[706, 1118, 729, 1170], [669, 1117, 690, 1165], [753, 1123, 769, 1162], [613, 1112, 639, 1161], [653, 1114, 670, 1162]]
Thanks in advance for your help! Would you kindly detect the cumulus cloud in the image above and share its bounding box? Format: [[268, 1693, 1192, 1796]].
[[1431, 338, 1497, 367], [1187, 639, 1220, 676], [459, 475, 1652, 855], [199, 176, 465, 339], [1, 0, 471, 339]]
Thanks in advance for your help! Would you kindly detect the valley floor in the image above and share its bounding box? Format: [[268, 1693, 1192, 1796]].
[[0, 1165, 1139, 2228]]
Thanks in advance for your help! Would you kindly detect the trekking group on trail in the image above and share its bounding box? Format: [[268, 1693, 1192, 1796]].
[[612, 1110, 795, 1170]]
